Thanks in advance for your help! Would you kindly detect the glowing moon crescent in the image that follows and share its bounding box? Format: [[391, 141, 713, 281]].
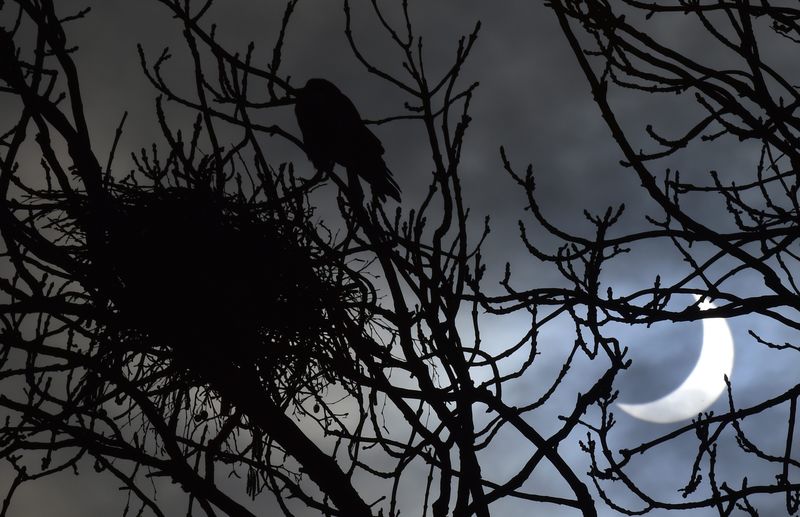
[[617, 296, 734, 424]]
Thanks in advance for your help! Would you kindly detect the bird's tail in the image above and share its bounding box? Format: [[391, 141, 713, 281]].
[[375, 166, 401, 202], [348, 160, 401, 202]]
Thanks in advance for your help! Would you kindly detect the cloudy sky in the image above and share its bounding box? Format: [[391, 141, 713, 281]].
[[3, 1, 799, 516]]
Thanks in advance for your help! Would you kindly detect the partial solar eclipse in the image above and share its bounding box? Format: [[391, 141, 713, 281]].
[[617, 295, 735, 424]]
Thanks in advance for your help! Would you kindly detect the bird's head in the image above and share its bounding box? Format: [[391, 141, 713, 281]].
[[294, 78, 339, 99]]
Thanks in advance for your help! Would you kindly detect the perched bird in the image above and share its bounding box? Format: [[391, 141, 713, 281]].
[[294, 78, 401, 202]]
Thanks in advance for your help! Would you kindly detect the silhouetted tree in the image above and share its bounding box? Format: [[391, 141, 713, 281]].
[[489, 1, 800, 514], [0, 1, 606, 516], [4, 1, 796, 516]]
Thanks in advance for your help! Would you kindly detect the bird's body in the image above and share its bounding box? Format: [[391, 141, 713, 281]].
[[294, 78, 400, 202]]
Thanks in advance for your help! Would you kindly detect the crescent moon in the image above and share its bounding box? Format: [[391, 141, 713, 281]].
[[617, 296, 734, 424]]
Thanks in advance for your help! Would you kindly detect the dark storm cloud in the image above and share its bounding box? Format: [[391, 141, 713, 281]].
[[4, 1, 794, 516]]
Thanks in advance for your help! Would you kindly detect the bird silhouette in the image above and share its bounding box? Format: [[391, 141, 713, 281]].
[[294, 78, 401, 202]]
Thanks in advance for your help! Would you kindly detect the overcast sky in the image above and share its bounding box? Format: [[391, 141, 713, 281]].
[[3, 1, 800, 516]]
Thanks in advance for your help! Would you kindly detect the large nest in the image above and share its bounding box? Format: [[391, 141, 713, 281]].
[[84, 185, 365, 401]]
